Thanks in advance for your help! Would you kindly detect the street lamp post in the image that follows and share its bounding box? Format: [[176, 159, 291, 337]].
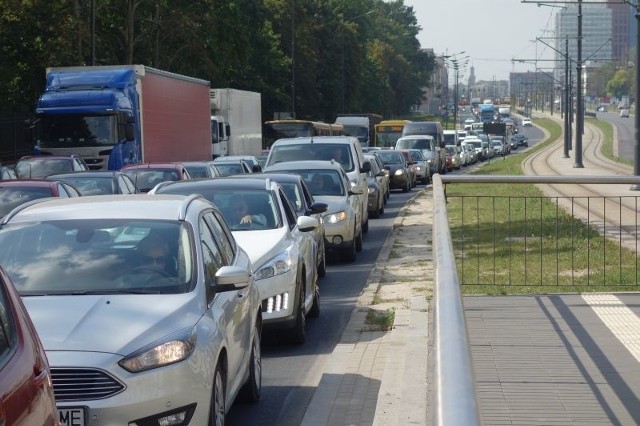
[[574, 0, 584, 168]]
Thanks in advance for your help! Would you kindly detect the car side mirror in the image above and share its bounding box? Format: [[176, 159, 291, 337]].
[[361, 160, 371, 173], [308, 201, 328, 215]]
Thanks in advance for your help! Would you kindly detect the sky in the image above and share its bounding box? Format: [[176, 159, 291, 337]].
[[404, 0, 557, 82]]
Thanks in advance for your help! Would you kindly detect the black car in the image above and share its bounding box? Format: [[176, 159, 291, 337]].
[[374, 149, 412, 193], [511, 134, 529, 147]]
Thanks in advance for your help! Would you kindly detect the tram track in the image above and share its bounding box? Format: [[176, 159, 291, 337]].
[[522, 118, 640, 252]]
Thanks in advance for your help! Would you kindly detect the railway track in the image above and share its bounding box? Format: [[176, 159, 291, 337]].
[[522, 118, 640, 252]]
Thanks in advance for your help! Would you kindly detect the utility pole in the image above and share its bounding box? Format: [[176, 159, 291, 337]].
[[574, 0, 584, 168]]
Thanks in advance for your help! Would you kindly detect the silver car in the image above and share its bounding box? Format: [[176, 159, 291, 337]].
[[152, 177, 320, 344], [0, 195, 262, 425], [264, 160, 364, 262]]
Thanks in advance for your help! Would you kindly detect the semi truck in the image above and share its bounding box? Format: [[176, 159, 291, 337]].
[[33, 65, 212, 170], [210, 88, 262, 158], [334, 113, 383, 148]]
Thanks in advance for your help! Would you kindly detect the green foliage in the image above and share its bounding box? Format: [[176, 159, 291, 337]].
[[606, 68, 633, 98], [0, 0, 430, 121]]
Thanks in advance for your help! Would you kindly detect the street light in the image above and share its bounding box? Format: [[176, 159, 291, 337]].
[[444, 53, 469, 129]]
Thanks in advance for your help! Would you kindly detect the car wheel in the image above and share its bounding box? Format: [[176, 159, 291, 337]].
[[239, 323, 262, 402], [309, 283, 320, 318], [378, 201, 384, 217], [290, 278, 306, 344], [209, 362, 225, 426], [362, 217, 369, 233], [402, 180, 409, 193], [355, 226, 363, 252]]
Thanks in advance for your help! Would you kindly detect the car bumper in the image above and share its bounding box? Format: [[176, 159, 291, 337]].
[[389, 175, 408, 189], [323, 218, 356, 251], [49, 349, 217, 426], [256, 271, 298, 327]]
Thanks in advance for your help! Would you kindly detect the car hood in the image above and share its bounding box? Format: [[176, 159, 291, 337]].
[[23, 293, 201, 355], [233, 228, 290, 269]]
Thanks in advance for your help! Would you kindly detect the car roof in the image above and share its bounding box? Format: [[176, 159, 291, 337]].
[[271, 136, 359, 146], [397, 135, 434, 140], [0, 194, 210, 225], [121, 162, 184, 169], [236, 172, 303, 184], [46, 171, 121, 178], [263, 159, 343, 172], [0, 179, 59, 188], [153, 176, 274, 193]]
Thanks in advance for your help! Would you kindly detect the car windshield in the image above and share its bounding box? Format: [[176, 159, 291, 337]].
[[268, 144, 354, 172], [159, 187, 280, 231], [0, 187, 54, 216], [213, 163, 245, 176], [0, 220, 194, 295], [125, 169, 180, 192], [376, 151, 404, 164], [15, 159, 73, 179], [396, 138, 432, 150], [60, 177, 114, 195]]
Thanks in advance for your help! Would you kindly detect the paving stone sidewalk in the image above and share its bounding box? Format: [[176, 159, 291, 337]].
[[301, 188, 433, 426]]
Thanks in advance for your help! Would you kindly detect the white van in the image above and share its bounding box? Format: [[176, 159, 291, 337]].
[[264, 136, 371, 232]]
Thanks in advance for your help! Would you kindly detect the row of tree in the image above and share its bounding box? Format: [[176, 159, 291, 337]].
[[0, 0, 433, 122]]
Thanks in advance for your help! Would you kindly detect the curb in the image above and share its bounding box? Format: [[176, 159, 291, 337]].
[[301, 187, 431, 426]]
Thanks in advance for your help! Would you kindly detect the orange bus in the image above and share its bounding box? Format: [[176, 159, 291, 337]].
[[262, 120, 343, 150]]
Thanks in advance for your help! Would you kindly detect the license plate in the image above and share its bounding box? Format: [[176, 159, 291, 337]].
[[58, 407, 85, 426]]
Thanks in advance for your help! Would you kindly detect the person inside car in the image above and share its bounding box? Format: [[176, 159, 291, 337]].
[[230, 196, 267, 226]]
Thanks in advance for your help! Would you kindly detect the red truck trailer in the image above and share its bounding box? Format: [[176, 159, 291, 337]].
[[35, 65, 212, 170]]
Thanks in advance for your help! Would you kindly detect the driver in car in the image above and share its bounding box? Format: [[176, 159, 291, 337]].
[[231, 197, 267, 226], [137, 233, 170, 273]]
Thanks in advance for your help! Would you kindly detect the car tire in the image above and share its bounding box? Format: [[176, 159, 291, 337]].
[[362, 217, 369, 233], [290, 279, 306, 344], [239, 323, 262, 402], [309, 284, 320, 318], [402, 180, 409, 193], [209, 362, 226, 426], [355, 227, 363, 252], [378, 202, 384, 217]]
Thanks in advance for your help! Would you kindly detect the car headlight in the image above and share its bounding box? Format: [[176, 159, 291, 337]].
[[350, 179, 358, 188], [254, 249, 293, 280], [119, 328, 196, 373], [368, 187, 376, 194], [415, 166, 423, 171], [325, 210, 348, 223], [394, 169, 404, 176]]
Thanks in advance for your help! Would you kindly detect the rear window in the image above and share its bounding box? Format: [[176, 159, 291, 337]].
[[396, 138, 432, 150], [267, 143, 354, 172]]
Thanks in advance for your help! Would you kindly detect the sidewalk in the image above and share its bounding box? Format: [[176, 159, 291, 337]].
[[301, 188, 433, 426]]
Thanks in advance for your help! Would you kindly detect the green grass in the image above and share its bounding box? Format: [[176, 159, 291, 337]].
[[445, 117, 640, 295], [364, 308, 395, 331]]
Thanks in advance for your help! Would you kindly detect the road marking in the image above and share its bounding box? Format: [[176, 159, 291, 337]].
[[582, 293, 640, 363]]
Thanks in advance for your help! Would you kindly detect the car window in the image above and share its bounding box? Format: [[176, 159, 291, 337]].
[[281, 182, 304, 213], [279, 188, 298, 229], [0, 187, 54, 216], [199, 216, 225, 285], [204, 212, 235, 265], [0, 220, 193, 294], [0, 282, 15, 359]]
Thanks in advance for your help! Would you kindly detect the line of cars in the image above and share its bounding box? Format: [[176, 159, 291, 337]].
[[0, 136, 395, 425]]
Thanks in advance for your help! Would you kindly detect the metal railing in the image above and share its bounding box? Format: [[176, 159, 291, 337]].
[[430, 174, 640, 425]]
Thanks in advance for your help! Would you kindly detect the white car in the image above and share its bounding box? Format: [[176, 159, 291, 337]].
[[522, 117, 532, 127], [153, 176, 320, 344], [264, 160, 365, 262], [0, 195, 262, 425], [620, 109, 630, 118]]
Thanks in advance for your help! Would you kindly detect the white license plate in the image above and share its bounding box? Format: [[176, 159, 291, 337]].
[[58, 407, 85, 426]]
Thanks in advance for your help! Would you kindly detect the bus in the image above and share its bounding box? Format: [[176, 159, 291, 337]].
[[262, 120, 343, 150], [374, 120, 412, 148]]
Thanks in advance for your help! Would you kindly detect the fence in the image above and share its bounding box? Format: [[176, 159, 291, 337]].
[[430, 174, 640, 425]]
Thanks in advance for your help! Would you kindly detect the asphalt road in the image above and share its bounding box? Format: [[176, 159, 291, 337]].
[[595, 110, 635, 162], [226, 184, 421, 425]]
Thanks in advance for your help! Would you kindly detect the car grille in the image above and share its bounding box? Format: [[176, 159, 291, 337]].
[[51, 368, 125, 401]]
